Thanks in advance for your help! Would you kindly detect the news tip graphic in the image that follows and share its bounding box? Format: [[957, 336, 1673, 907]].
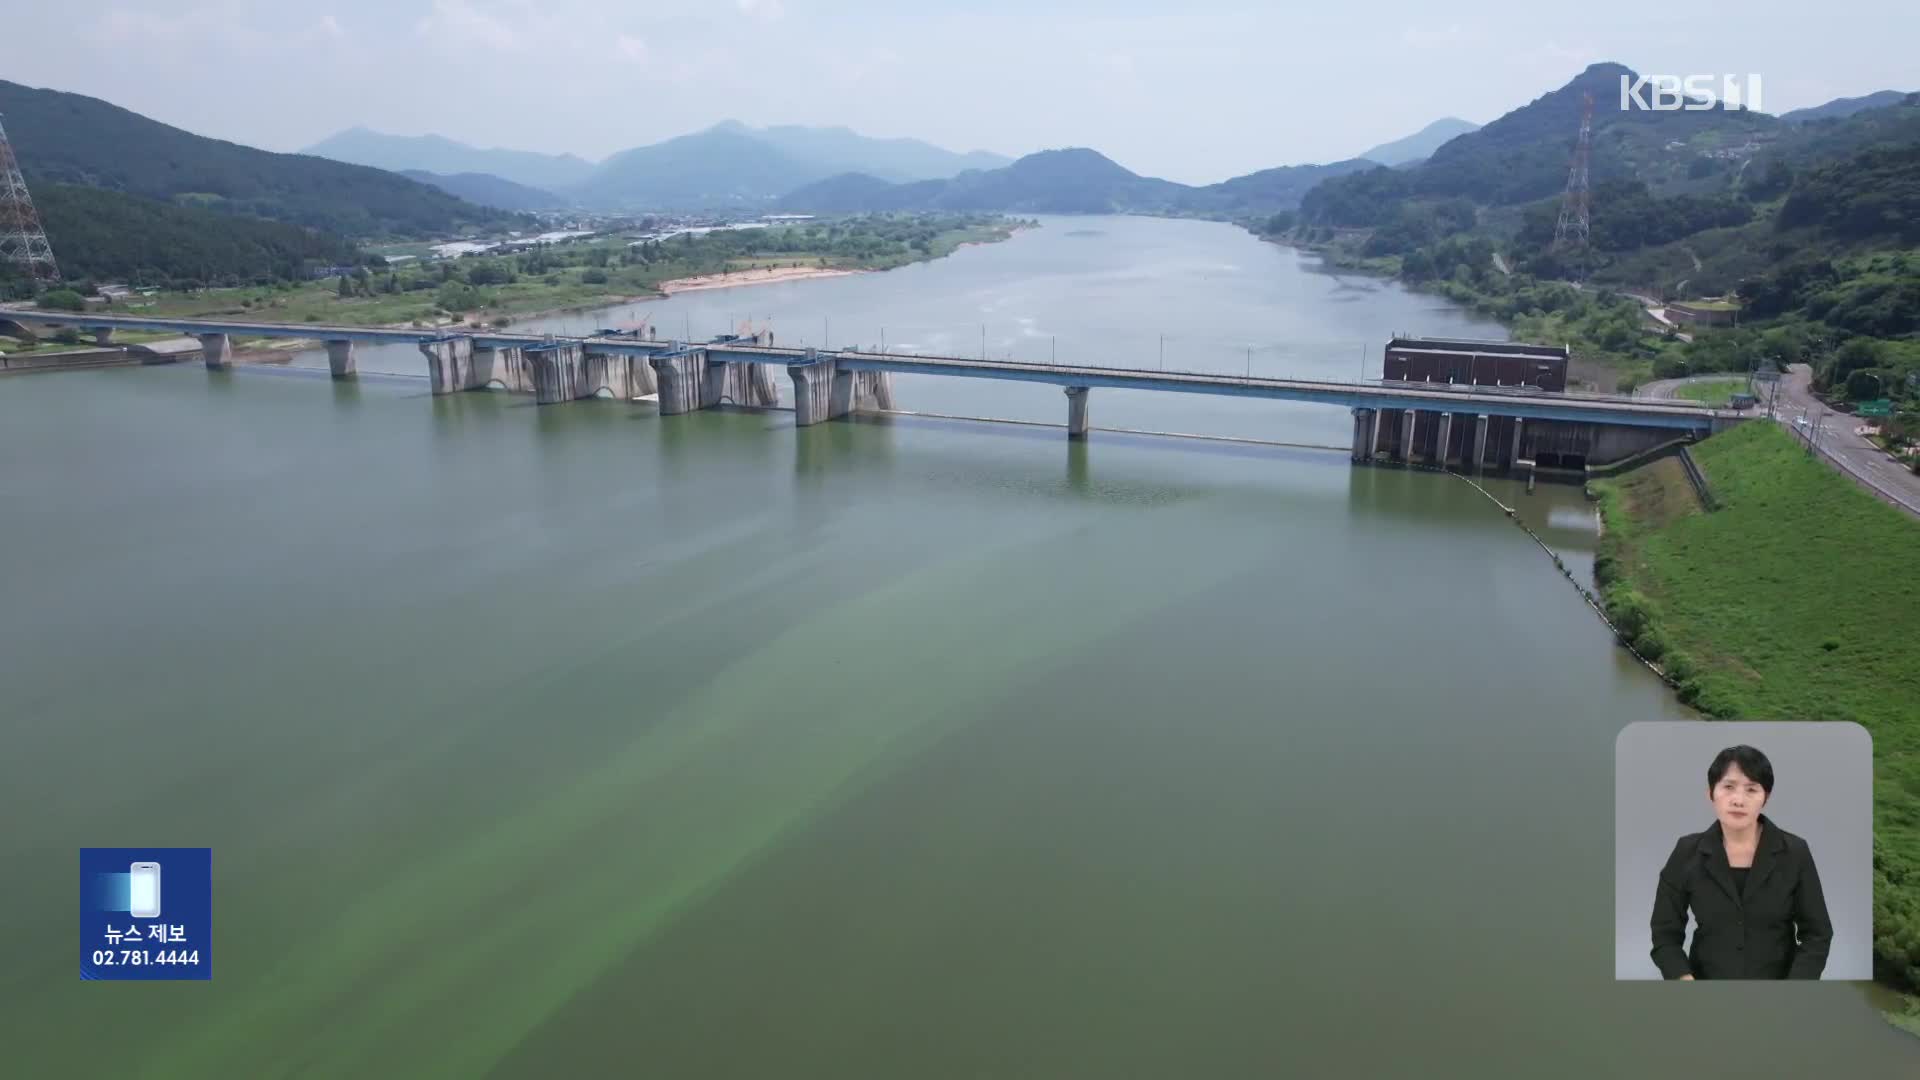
[[80, 848, 211, 981]]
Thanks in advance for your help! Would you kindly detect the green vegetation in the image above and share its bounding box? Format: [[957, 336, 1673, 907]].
[[1674, 377, 1751, 405], [0, 79, 518, 240], [34, 287, 85, 312], [114, 214, 1019, 328], [3, 185, 366, 296], [1268, 68, 1920, 411], [1591, 421, 1920, 992]]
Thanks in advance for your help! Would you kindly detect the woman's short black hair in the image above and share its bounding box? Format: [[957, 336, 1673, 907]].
[[1708, 745, 1775, 794]]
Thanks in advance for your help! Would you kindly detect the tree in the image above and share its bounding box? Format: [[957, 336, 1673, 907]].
[[435, 281, 479, 312], [1846, 368, 1887, 401], [38, 288, 87, 311], [337, 275, 352, 298]]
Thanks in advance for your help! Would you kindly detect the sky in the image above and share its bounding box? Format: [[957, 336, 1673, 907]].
[[10, 0, 1917, 185]]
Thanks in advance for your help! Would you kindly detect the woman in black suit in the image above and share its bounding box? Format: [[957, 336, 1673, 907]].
[[1650, 744, 1833, 980]]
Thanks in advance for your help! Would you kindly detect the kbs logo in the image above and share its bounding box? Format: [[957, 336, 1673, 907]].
[[1619, 74, 1763, 112]]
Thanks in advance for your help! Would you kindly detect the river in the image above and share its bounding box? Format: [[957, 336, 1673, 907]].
[[2, 216, 1910, 1076]]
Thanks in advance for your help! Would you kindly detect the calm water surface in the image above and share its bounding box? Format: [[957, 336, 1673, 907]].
[[2, 217, 1910, 1076]]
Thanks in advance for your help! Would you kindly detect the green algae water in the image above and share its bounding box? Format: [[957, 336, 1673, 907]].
[[2, 218, 1911, 1076]]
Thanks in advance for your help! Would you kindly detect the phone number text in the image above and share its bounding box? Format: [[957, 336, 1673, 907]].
[[89, 949, 201, 966]]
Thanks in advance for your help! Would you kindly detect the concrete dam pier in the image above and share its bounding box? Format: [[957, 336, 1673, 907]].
[[8, 312, 1739, 475]]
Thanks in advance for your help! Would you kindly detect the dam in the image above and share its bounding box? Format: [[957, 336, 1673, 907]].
[[6, 310, 1736, 473]]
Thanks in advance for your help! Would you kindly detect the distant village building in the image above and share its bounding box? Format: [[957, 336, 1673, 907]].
[[1665, 301, 1740, 328]]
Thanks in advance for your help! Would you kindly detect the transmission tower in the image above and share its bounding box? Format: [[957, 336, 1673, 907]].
[[0, 114, 60, 283], [1552, 91, 1594, 253]]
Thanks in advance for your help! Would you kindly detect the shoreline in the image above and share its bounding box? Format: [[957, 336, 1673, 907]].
[[657, 266, 861, 295]]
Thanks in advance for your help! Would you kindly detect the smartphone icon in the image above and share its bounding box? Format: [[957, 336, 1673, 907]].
[[129, 862, 161, 919]]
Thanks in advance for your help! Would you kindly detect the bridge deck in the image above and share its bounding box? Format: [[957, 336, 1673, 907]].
[[6, 310, 1723, 429]]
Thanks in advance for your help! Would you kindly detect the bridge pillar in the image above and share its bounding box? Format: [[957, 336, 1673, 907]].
[[1472, 414, 1490, 473], [651, 352, 707, 415], [787, 358, 839, 426], [92, 328, 115, 346], [1433, 412, 1454, 467], [1397, 409, 1415, 464], [529, 343, 588, 404], [197, 333, 232, 370], [828, 364, 856, 418], [1351, 408, 1375, 462], [855, 371, 895, 411], [1066, 386, 1091, 440], [1508, 418, 1525, 473], [581, 348, 650, 401], [471, 345, 533, 392], [324, 340, 356, 379], [419, 337, 474, 394], [700, 360, 781, 409]]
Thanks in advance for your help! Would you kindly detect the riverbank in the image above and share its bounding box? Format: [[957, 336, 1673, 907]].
[[1260, 229, 1663, 392], [1591, 421, 1920, 1001], [77, 214, 1022, 334], [658, 266, 860, 295]]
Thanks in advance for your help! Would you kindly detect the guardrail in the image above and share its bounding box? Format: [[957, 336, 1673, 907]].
[[1677, 446, 1718, 511]]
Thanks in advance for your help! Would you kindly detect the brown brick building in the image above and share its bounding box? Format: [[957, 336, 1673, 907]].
[[1382, 337, 1569, 392]]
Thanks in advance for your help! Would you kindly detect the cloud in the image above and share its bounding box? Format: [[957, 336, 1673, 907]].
[[316, 14, 344, 40], [415, 0, 518, 52], [736, 0, 785, 22], [1400, 24, 1485, 50], [614, 33, 649, 62], [95, 5, 273, 50]]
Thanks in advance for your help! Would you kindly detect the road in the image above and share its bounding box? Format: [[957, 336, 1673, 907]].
[[1638, 366, 1919, 516], [1774, 364, 1920, 517], [1620, 292, 1694, 344]]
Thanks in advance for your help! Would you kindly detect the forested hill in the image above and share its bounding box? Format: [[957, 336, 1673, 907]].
[[1276, 62, 1920, 413], [1301, 62, 1778, 226], [32, 185, 363, 285], [0, 80, 518, 239]]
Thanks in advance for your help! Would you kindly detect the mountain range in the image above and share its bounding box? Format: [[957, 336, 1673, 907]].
[[400, 170, 564, 212], [1356, 117, 1481, 167], [303, 127, 595, 191], [781, 149, 1378, 217], [1779, 90, 1914, 124], [6, 68, 1914, 291], [304, 121, 1012, 211]]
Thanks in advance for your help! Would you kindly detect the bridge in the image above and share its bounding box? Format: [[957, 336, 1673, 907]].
[[6, 310, 1737, 474]]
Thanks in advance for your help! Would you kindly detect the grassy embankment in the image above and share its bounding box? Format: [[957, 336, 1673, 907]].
[[1591, 420, 1920, 1007], [1673, 377, 1750, 407]]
